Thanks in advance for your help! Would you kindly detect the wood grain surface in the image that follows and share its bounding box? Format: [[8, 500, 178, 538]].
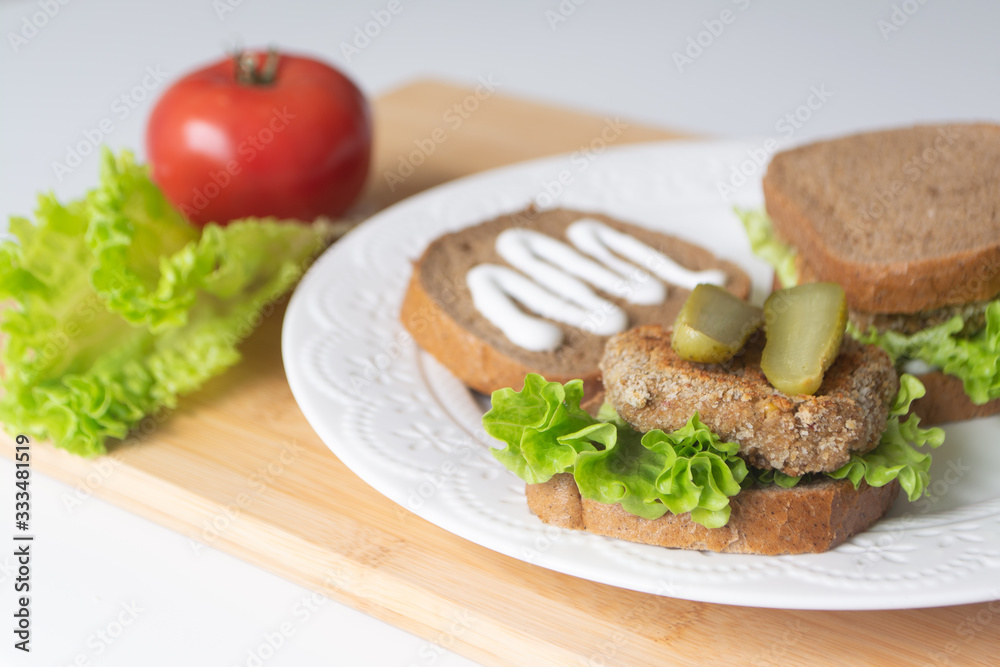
[[1, 81, 997, 666]]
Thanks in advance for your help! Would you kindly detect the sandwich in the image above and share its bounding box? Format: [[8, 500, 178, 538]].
[[741, 123, 1000, 424], [483, 284, 944, 556], [400, 207, 750, 397]]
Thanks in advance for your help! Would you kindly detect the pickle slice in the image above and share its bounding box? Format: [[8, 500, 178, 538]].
[[672, 284, 764, 363], [761, 282, 847, 395]]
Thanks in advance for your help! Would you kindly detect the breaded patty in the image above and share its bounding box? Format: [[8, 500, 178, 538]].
[[599, 325, 898, 476]]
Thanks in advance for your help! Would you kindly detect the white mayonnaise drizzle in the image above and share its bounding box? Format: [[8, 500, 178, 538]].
[[466, 264, 627, 351], [466, 218, 728, 351], [567, 219, 727, 291], [496, 229, 662, 305]]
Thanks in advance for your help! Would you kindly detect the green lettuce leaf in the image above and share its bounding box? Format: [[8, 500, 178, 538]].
[[482, 374, 596, 483], [735, 207, 798, 288], [485, 375, 747, 528], [753, 469, 803, 489], [0, 150, 332, 456], [827, 374, 945, 501], [851, 304, 1000, 405], [574, 415, 747, 528]]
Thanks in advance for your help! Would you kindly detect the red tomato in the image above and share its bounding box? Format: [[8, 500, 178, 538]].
[[146, 50, 371, 225]]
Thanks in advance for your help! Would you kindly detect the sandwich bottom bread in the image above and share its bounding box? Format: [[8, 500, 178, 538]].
[[909, 371, 1000, 425], [527, 473, 899, 556], [483, 328, 944, 556]]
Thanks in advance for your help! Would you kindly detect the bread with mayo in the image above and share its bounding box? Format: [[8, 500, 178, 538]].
[[400, 207, 751, 395]]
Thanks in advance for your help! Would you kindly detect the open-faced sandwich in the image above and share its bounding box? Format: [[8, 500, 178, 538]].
[[400, 207, 750, 397]]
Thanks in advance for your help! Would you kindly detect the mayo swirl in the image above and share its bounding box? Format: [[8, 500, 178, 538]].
[[466, 218, 727, 351], [467, 264, 627, 351]]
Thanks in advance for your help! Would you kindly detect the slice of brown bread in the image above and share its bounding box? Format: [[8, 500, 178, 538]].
[[793, 254, 996, 336], [401, 207, 751, 396], [600, 325, 898, 476], [526, 473, 900, 555], [912, 370, 1000, 425], [763, 123, 1000, 314]]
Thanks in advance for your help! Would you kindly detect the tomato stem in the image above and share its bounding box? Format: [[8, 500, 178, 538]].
[[233, 48, 280, 86]]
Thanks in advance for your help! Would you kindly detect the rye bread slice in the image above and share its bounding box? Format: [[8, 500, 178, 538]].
[[526, 473, 900, 555], [401, 208, 751, 396], [792, 254, 996, 336], [911, 370, 1000, 425], [600, 325, 898, 476], [763, 124, 1000, 314]]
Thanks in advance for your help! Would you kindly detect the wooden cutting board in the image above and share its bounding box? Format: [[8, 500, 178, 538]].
[[1, 81, 995, 665]]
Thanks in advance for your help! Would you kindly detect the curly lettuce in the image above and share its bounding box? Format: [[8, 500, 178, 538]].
[[484, 374, 750, 528], [484, 374, 597, 483], [827, 374, 945, 500], [485, 374, 945, 528], [0, 150, 332, 456], [851, 304, 1000, 405], [573, 415, 747, 528]]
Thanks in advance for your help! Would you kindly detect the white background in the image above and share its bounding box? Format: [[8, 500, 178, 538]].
[[1, 1, 998, 665]]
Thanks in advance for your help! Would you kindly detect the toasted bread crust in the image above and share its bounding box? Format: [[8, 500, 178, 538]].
[[526, 473, 900, 555], [401, 262, 601, 396], [600, 325, 898, 476], [792, 255, 996, 336], [763, 124, 1000, 313], [400, 208, 750, 395]]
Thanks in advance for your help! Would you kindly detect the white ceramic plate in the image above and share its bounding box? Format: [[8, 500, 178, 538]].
[[282, 140, 1000, 610]]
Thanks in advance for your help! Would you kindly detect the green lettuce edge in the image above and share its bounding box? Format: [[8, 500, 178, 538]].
[[851, 304, 1000, 405], [735, 207, 798, 288]]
